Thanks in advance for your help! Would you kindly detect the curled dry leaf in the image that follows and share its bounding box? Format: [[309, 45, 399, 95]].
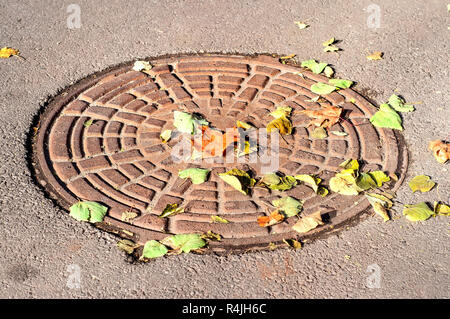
[[158, 203, 184, 218], [257, 210, 285, 227], [294, 21, 309, 29], [283, 238, 302, 250], [367, 51, 383, 60], [433, 202, 450, 216], [301, 105, 342, 129], [210, 215, 230, 223], [428, 140, 449, 164], [292, 211, 324, 233], [132, 60, 152, 72]]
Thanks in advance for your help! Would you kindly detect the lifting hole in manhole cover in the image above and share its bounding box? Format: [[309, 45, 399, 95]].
[[32, 54, 408, 254]]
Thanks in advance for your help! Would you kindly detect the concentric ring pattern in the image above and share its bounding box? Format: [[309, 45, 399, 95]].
[[33, 54, 407, 252]]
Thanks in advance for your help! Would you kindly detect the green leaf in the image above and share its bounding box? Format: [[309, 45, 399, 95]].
[[368, 171, 391, 187], [160, 129, 172, 143], [83, 119, 93, 127], [388, 94, 414, 112], [294, 174, 321, 193], [161, 234, 206, 253], [141, 240, 168, 259], [301, 59, 328, 74], [159, 203, 184, 218], [178, 168, 210, 184], [403, 202, 435, 222], [339, 159, 359, 171], [219, 169, 255, 195], [408, 175, 436, 193], [310, 82, 336, 95], [272, 196, 304, 217], [173, 111, 209, 135], [69, 202, 90, 222], [356, 173, 378, 191], [69, 201, 108, 223], [369, 104, 403, 131], [261, 173, 297, 191], [328, 79, 353, 89]]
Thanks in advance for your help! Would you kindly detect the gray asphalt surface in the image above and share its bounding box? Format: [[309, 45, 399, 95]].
[[0, 0, 449, 299]]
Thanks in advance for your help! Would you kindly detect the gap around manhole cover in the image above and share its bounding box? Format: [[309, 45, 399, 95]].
[[31, 53, 408, 254]]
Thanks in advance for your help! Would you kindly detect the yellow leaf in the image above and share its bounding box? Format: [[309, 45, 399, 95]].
[[266, 116, 292, 135], [257, 210, 285, 227], [294, 21, 309, 29], [408, 175, 436, 193], [292, 211, 324, 233], [269, 106, 292, 119], [210, 215, 230, 223], [283, 238, 302, 250], [428, 140, 449, 164], [434, 202, 450, 216], [367, 51, 383, 60], [0, 47, 20, 58]]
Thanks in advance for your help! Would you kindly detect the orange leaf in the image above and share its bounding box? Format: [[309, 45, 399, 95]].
[[257, 210, 285, 227], [429, 140, 450, 164], [301, 105, 342, 129], [192, 126, 240, 158]]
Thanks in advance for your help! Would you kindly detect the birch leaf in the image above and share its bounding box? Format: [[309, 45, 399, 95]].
[[210, 215, 230, 223], [403, 202, 435, 222], [311, 83, 336, 95], [369, 104, 403, 131], [388, 94, 414, 112], [173, 111, 209, 134], [365, 194, 390, 222], [158, 203, 184, 218], [141, 240, 168, 259], [294, 174, 321, 193], [161, 234, 206, 253], [408, 175, 435, 193], [328, 79, 353, 89], [178, 168, 210, 184], [272, 196, 304, 217], [434, 202, 450, 216], [219, 169, 255, 195], [69, 201, 108, 223]]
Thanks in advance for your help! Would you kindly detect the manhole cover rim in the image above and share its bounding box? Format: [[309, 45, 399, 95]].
[[31, 53, 408, 253]]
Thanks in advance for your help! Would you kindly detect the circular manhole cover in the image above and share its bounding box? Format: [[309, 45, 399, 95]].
[[32, 54, 407, 253]]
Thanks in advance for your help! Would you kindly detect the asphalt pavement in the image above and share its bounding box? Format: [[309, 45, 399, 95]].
[[0, 0, 448, 298]]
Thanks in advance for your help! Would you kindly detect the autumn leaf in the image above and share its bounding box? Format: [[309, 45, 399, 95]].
[[158, 203, 184, 218], [260, 173, 297, 191], [365, 194, 390, 222], [257, 210, 285, 227], [83, 119, 93, 127], [301, 105, 342, 129], [283, 238, 302, 250], [434, 202, 450, 216], [370, 104, 403, 131], [311, 82, 336, 95], [367, 51, 383, 60], [280, 54, 296, 63], [311, 127, 328, 139], [133, 60, 152, 72], [403, 202, 435, 222], [388, 94, 414, 112], [266, 106, 293, 135], [272, 196, 304, 217], [322, 37, 336, 46], [329, 173, 359, 195], [0, 47, 20, 58], [294, 21, 309, 29], [210, 215, 230, 223], [160, 130, 172, 143], [324, 66, 334, 78], [141, 240, 168, 259], [330, 130, 348, 136], [178, 168, 210, 184], [408, 175, 435, 193], [292, 211, 324, 233], [322, 38, 340, 53], [69, 201, 108, 223], [328, 79, 353, 89], [270, 106, 292, 119], [219, 169, 255, 195], [173, 111, 209, 135], [356, 173, 378, 191], [368, 171, 391, 187], [339, 159, 359, 170], [294, 174, 321, 193], [301, 59, 328, 74], [160, 234, 206, 253], [117, 239, 140, 255], [428, 140, 449, 164], [201, 231, 222, 241]]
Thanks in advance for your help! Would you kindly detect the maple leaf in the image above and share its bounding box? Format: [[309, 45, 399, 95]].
[[301, 105, 342, 129], [428, 140, 449, 164]]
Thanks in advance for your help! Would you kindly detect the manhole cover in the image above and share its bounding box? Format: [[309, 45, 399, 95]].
[[32, 54, 407, 253]]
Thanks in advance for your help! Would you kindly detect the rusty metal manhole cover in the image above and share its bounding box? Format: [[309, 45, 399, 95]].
[[32, 54, 407, 253]]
